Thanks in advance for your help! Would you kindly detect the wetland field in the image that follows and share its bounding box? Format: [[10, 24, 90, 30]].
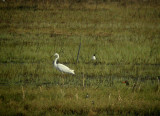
[[0, 0, 160, 115]]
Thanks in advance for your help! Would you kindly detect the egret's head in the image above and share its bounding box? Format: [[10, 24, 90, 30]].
[[54, 53, 59, 57]]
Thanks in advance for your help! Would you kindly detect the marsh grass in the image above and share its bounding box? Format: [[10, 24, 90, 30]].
[[0, 84, 159, 115], [0, 1, 160, 115]]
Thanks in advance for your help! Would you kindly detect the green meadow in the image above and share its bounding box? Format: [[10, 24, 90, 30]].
[[0, 0, 160, 115]]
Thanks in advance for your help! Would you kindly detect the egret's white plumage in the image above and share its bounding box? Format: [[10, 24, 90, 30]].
[[92, 54, 96, 60], [54, 53, 75, 75]]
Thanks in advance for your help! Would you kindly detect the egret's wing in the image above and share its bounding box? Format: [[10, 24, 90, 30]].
[[57, 63, 74, 74], [57, 63, 70, 71]]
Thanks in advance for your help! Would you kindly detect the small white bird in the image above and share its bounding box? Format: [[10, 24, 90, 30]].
[[92, 54, 96, 61], [53, 53, 75, 75]]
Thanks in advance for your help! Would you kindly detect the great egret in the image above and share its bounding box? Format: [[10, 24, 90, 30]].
[[53, 53, 75, 75], [92, 54, 96, 60]]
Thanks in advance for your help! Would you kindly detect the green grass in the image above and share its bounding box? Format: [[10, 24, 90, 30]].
[[0, 1, 160, 115], [0, 84, 159, 115]]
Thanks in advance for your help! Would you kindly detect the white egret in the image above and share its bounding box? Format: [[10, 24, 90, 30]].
[[92, 54, 96, 61], [53, 53, 75, 75]]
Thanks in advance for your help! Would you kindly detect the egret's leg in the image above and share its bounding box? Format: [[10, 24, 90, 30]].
[[62, 75, 64, 85], [61, 73, 64, 85]]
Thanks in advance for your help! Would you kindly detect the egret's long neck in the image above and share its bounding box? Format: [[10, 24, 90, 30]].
[[54, 55, 59, 67]]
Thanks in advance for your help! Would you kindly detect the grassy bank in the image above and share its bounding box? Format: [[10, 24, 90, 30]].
[[0, 84, 160, 115], [0, 1, 160, 115]]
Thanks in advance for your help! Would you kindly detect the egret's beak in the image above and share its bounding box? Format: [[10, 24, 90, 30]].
[[50, 55, 53, 58]]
